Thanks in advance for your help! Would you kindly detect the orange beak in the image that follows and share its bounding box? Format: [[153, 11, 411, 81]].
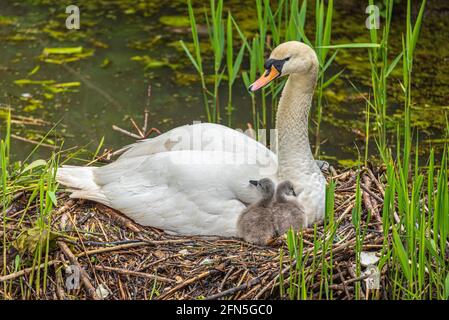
[[248, 65, 280, 92]]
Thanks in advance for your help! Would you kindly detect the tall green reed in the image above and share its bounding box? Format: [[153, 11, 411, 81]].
[[180, 0, 212, 122], [280, 182, 337, 300], [205, 0, 225, 123], [1, 110, 11, 295], [360, 0, 448, 299], [312, 0, 334, 157], [226, 11, 245, 126], [366, 0, 394, 163], [182, 0, 249, 124], [1, 111, 61, 299]]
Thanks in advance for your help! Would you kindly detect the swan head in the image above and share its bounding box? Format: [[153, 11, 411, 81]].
[[249, 41, 318, 92], [249, 178, 275, 200]]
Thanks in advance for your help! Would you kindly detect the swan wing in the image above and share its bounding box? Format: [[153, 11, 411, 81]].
[[87, 150, 277, 236], [118, 123, 276, 160]]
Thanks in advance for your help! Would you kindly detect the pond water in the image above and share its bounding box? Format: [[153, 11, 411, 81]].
[[1, 0, 448, 166]]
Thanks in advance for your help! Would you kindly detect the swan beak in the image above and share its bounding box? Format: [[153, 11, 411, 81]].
[[248, 65, 280, 92], [249, 180, 259, 187]]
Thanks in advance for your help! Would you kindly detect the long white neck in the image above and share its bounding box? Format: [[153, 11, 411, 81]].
[[275, 73, 321, 183], [275, 72, 326, 224]]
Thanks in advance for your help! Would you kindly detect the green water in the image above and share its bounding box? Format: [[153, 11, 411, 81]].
[[0, 0, 447, 166]]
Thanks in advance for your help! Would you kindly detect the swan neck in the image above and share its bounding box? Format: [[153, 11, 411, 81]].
[[257, 195, 272, 208], [275, 190, 287, 203], [276, 74, 317, 181]]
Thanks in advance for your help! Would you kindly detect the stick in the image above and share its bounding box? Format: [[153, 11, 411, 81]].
[[55, 199, 76, 215], [11, 134, 57, 149], [360, 183, 384, 203], [344, 272, 373, 285], [130, 117, 144, 138], [143, 85, 152, 132], [95, 204, 141, 233], [143, 108, 149, 133], [75, 239, 188, 257], [205, 271, 268, 300], [112, 125, 141, 140], [57, 241, 100, 300], [11, 191, 24, 202], [77, 242, 145, 256], [367, 168, 385, 196], [111, 145, 133, 157], [362, 175, 383, 232], [346, 261, 366, 299], [143, 127, 161, 137], [94, 265, 175, 284], [75, 239, 143, 247], [332, 170, 352, 180], [336, 202, 354, 224], [219, 266, 235, 292], [0, 261, 58, 282], [336, 265, 351, 299], [158, 270, 220, 300], [55, 256, 67, 300]]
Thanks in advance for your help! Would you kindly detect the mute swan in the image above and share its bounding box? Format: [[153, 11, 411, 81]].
[[57, 41, 326, 236], [236, 178, 276, 245], [272, 180, 307, 235]]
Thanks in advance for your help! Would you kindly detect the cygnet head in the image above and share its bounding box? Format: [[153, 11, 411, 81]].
[[276, 180, 297, 202], [249, 41, 319, 92], [249, 178, 275, 200]]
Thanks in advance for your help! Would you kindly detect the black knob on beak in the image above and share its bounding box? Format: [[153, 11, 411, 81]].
[[264, 58, 286, 73], [264, 59, 275, 70], [249, 180, 259, 187]]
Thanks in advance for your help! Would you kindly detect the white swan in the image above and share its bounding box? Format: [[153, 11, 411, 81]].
[[56, 41, 326, 236]]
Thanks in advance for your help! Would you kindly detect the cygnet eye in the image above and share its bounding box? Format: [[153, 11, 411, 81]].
[[285, 57, 291, 61]]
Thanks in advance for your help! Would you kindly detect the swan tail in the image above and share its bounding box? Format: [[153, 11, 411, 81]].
[[56, 166, 110, 206]]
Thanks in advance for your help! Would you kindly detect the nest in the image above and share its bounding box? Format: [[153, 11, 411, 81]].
[[0, 167, 387, 300]]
